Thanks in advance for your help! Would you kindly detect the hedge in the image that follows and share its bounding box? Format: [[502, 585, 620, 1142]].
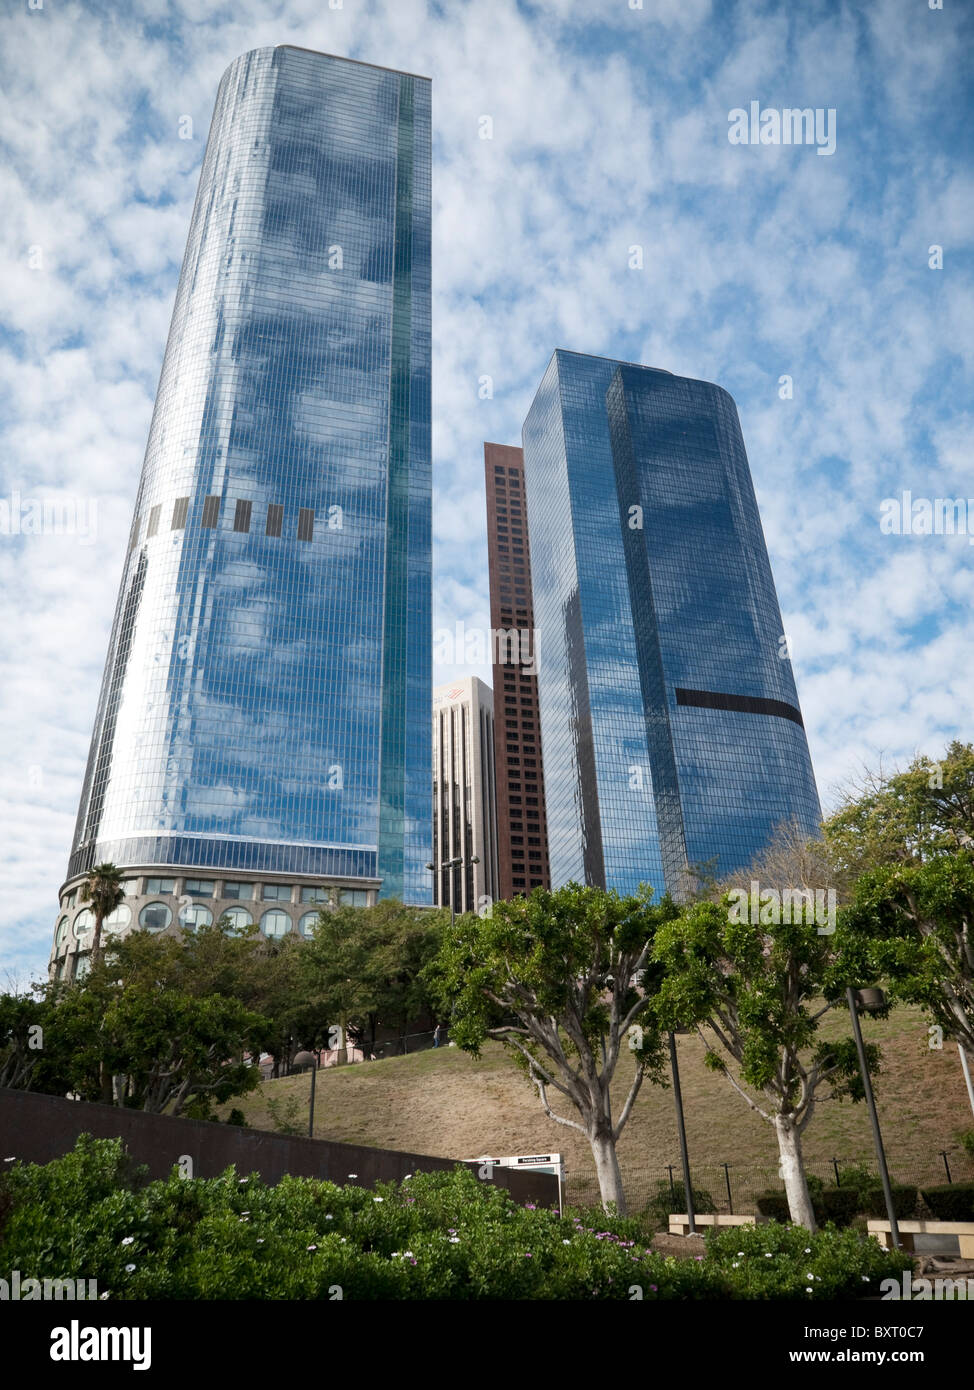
[[920, 1182, 974, 1222], [818, 1187, 860, 1227], [861, 1185, 918, 1220], [0, 1136, 913, 1301]]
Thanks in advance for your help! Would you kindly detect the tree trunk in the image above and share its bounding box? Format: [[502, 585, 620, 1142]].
[[91, 911, 104, 966], [774, 1113, 816, 1230], [589, 1123, 627, 1216]]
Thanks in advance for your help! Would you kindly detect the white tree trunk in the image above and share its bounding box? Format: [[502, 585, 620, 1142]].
[[589, 1125, 627, 1215], [774, 1113, 816, 1230]]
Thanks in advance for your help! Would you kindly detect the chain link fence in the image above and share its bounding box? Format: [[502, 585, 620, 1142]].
[[563, 1152, 974, 1217]]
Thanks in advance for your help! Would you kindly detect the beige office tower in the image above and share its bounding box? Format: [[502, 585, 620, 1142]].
[[431, 677, 500, 915]]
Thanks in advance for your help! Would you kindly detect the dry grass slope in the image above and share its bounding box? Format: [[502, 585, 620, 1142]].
[[220, 1003, 974, 1207]]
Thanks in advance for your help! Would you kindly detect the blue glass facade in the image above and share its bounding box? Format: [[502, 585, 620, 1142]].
[[522, 350, 820, 899], [65, 47, 432, 904]]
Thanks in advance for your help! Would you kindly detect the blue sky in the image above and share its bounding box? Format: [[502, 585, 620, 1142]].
[[1, 0, 972, 981]]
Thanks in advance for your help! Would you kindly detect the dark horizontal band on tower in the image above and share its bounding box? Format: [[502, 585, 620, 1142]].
[[674, 687, 805, 728]]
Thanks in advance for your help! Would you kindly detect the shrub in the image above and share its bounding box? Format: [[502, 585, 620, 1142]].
[[957, 1130, 974, 1161], [0, 1137, 912, 1301], [642, 1179, 717, 1231], [225, 1109, 247, 1126], [754, 1185, 856, 1229], [755, 1191, 790, 1222], [836, 1162, 879, 1205], [706, 1220, 913, 1299], [818, 1187, 860, 1228], [920, 1182, 974, 1222], [265, 1092, 305, 1137], [861, 1185, 917, 1220]]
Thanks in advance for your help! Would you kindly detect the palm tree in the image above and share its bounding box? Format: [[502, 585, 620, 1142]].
[[79, 862, 125, 967]]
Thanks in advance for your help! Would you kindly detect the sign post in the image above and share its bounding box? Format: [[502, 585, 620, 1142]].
[[468, 1153, 564, 1212]]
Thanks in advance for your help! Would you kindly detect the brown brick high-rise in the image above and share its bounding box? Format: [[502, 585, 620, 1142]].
[[484, 442, 551, 899]]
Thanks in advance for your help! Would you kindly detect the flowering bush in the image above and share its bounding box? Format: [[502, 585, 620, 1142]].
[[706, 1220, 913, 1299], [0, 1137, 911, 1300]]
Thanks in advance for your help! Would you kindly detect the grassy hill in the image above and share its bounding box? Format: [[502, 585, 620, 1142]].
[[218, 1003, 974, 1211]]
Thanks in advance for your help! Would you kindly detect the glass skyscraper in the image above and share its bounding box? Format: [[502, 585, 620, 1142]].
[[52, 47, 431, 973], [521, 350, 820, 900]]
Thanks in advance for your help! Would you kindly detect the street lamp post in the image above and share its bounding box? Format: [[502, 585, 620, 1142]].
[[846, 986, 901, 1250], [426, 855, 479, 926], [668, 1030, 696, 1236], [308, 1055, 317, 1139]]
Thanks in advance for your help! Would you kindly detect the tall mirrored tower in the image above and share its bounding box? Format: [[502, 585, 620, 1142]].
[[522, 350, 820, 900], [52, 47, 432, 975]]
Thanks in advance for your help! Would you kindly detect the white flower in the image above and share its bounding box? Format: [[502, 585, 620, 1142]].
[[256, 1239, 264, 1244], [765, 1252, 773, 1258], [804, 1247, 811, 1253], [348, 1173, 358, 1179], [404, 1250, 414, 1258], [99, 1291, 110, 1300], [373, 1197, 384, 1203], [732, 1262, 739, 1268], [403, 1174, 412, 1181], [806, 1272, 814, 1280], [120, 1237, 135, 1246], [3, 1157, 15, 1163], [238, 1177, 248, 1184], [806, 1286, 813, 1293], [737, 1251, 744, 1256], [307, 1244, 318, 1252], [449, 1237, 460, 1244], [563, 1239, 571, 1245], [125, 1264, 136, 1273]]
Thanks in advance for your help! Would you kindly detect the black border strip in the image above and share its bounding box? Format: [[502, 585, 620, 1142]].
[[675, 687, 804, 728]]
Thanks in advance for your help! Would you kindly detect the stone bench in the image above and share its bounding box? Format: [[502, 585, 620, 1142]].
[[668, 1213, 756, 1237], [867, 1220, 974, 1258]]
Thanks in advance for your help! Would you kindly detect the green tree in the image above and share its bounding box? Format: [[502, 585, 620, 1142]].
[[301, 906, 375, 1064], [102, 985, 265, 1114], [427, 884, 677, 1214], [652, 897, 878, 1231], [0, 992, 52, 1089], [826, 741, 974, 1080], [824, 740, 974, 883], [361, 900, 447, 1053], [79, 863, 124, 967], [24, 936, 268, 1115], [845, 852, 974, 1058], [34, 977, 265, 1115]]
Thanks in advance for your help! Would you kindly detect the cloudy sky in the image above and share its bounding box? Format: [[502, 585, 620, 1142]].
[[1, 0, 972, 980]]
